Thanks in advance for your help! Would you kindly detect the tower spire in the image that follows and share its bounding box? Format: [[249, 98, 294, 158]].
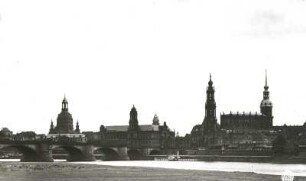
[[265, 69, 268, 89], [260, 70, 273, 127], [208, 73, 213, 86], [75, 120, 80, 133], [49, 119, 54, 134]]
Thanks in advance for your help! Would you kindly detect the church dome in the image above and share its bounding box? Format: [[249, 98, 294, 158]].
[[57, 110, 73, 120], [54, 96, 74, 134], [261, 99, 273, 107]]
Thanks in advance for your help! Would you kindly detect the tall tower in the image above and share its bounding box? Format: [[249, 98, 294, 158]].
[[203, 74, 218, 133], [129, 105, 139, 130], [260, 70, 273, 127]]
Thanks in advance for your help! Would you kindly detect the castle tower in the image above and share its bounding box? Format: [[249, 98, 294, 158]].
[[55, 96, 74, 134], [260, 70, 273, 127], [203, 74, 217, 132], [129, 105, 139, 130]]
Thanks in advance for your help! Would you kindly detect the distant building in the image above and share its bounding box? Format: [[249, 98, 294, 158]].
[[0, 128, 13, 140], [48, 96, 86, 142], [14, 131, 36, 141], [220, 71, 273, 130], [99, 106, 175, 151], [185, 73, 276, 154]]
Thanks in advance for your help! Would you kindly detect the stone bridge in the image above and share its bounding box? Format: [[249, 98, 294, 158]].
[[0, 140, 164, 162]]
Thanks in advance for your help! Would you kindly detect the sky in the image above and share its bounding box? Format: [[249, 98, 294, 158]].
[[0, 0, 306, 136]]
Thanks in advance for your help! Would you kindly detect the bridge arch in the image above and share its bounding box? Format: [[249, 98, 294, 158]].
[[149, 149, 161, 155], [128, 149, 143, 160], [94, 147, 120, 161], [52, 145, 83, 161], [2, 145, 38, 162]]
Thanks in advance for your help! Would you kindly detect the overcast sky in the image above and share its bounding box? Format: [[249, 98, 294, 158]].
[[1, 0, 306, 135]]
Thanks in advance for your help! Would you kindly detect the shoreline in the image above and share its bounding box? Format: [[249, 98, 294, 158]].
[[1, 161, 305, 181], [0, 161, 285, 181]]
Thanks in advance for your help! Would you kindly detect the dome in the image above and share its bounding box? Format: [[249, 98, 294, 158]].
[[57, 110, 73, 120], [261, 99, 273, 107]]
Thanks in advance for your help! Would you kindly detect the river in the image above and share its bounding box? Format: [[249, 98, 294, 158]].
[[78, 160, 306, 177], [1, 159, 305, 177]]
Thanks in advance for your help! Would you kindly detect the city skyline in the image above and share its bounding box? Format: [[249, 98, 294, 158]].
[[1, 0, 306, 135], [0, 71, 305, 135]]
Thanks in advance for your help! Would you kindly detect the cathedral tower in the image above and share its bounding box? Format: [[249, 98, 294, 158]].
[[260, 71, 273, 127], [203, 74, 218, 133]]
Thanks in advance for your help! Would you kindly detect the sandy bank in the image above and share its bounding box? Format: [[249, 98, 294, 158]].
[[0, 162, 300, 181]]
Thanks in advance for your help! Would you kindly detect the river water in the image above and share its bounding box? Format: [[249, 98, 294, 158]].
[[78, 160, 306, 177], [1, 159, 305, 177]]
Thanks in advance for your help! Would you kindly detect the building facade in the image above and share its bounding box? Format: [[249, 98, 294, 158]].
[[185, 73, 277, 154], [220, 72, 273, 130], [98, 105, 176, 154]]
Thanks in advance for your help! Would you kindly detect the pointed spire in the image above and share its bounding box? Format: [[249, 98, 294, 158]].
[[208, 73, 213, 86], [63, 94, 68, 103], [75, 120, 80, 133], [50, 119, 54, 128], [49, 119, 54, 134], [264, 70, 269, 90], [265, 70, 267, 86]]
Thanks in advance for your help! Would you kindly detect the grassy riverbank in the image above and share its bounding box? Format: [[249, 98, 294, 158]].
[[0, 161, 290, 181]]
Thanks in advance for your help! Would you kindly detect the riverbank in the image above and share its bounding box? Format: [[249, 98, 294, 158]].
[[0, 161, 286, 181]]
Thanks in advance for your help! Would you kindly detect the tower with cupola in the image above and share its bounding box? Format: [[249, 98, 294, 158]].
[[260, 71, 273, 127]]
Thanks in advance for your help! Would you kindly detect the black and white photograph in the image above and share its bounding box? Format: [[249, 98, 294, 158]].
[[0, 0, 306, 180]]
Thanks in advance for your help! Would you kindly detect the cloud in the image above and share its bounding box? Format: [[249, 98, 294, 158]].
[[251, 10, 285, 26], [246, 10, 306, 36]]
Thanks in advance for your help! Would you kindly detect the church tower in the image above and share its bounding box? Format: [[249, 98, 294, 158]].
[[49, 120, 54, 134], [55, 96, 74, 134], [129, 105, 139, 130], [75, 121, 80, 133], [203, 74, 218, 133], [260, 71, 273, 127]]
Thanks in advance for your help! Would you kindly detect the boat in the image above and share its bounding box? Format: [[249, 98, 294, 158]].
[[168, 151, 180, 161]]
